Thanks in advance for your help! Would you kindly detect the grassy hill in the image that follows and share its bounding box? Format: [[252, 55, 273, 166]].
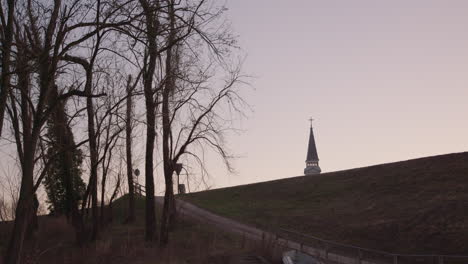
[[110, 193, 146, 223], [182, 152, 468, 255]]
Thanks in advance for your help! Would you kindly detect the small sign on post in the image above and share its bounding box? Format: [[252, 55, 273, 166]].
[[174, 163, 183, 176], [175, 163, 183, 194], [133, 168, 142, 195], [178, 184, 186, 194], [134, 168, 140, 184]]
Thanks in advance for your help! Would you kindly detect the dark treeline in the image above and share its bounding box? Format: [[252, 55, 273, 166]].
[[0, 0, 246, 263]]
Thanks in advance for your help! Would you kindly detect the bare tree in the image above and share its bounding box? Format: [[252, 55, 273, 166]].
[[160, 0, 178, 244], [0, 165, 20, 222], [97, 94, 125, 226], [108, 160, 123, 223], [138, 0, 161, 242], [3, 0, 114, 261], [0, 198, 9, 222], [157, 0, 246, 245], [0, 1, 247, 261], [60, 0, 122, 240]]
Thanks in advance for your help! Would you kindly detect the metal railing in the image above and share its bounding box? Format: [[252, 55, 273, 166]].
[[134, 182, 145, 195], [276, 228, 468, 264]]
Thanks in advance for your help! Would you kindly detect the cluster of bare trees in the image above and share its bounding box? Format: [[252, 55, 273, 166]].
[[0, 0, 245, 263]]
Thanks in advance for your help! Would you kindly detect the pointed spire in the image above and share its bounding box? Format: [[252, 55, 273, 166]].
[[306, 118, 319, 162], [304, 118, 321, 175]]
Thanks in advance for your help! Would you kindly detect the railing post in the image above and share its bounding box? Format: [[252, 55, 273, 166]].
[[357, 249, 362, 264], [325, 242, 329, 260], [393, 255, 398, 264], [241, 232, 246, 249], [438, 256, 444, 264]]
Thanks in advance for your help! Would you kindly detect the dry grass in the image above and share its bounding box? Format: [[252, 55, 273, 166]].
[[0, 211, 283, 264], [183, 152, 468, 255]]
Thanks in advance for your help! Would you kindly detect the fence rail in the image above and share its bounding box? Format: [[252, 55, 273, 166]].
[[134, 182, 145, 195], [146, 194, 468, 264], [276, 228, 468, 264]]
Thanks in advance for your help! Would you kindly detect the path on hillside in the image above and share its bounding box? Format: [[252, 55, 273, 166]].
[[155, 197, 380, 264], [155, 197, 265, 241]]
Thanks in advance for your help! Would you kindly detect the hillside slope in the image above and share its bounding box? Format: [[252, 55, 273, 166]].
[[183, 152, 468, 254]]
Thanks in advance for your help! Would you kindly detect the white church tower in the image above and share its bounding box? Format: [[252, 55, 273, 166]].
[[304, 118, 321, 175]]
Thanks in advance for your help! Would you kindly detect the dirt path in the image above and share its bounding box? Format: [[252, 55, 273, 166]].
[[155, 197, 374, 264], [156, 197, 265, 241]]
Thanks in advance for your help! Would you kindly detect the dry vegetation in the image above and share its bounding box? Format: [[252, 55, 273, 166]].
[[0, 0, 248, 262], [183, 152, 468, 255], [0, 195, 282, 264]]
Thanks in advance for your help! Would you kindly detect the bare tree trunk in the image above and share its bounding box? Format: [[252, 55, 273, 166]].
[[25, 195, 39, 239], [139, 0, 160, 242], [144, 94, 157, 242], [160, 0, 177, 246], [125, 75, 135, 223], [160, 166, 175, 245], [99, 114, 111, 226], [100, 159, 108, 226], [4, 33, 38, 263], [100, 174, 106, 226], [85, 70, 100, 241], [109, 169, 122, 223], [4, 150, 35, 264], [0, 0, 15, 137], [99, 112, 120, 226]]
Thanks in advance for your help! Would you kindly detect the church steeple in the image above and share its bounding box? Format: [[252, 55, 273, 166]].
[[304, 118, 321, 175]]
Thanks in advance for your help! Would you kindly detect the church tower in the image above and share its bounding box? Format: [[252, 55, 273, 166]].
[[304, 118, 321, 175]]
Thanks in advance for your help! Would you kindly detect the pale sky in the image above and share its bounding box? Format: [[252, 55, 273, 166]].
[[1, 1, 468, 195], [213, 0, 468, 188]]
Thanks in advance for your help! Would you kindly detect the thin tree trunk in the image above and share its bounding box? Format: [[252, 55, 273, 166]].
[[0, 0, 15, 137], [109, 171, 121, 223], [85, 68, 100, 241], [20, 41, 38, 241], [126, 75, 135, 223], [4, 150, 35, 264], [144, 87, 157, 242], [5, 34, 41, 263], [100, 165, 106, 226], [25, 195, 39, 239], [139, 0, 160, 242], [160, 0, 177, 246], [100, 114, 112, 226], [160, 166, 175, 245]]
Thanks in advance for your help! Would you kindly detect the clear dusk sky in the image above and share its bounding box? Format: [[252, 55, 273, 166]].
[[212, 0, 468, 188], [1, 1, 467, 194]]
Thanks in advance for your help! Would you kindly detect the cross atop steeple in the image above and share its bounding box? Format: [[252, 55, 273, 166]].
[[304, 118, 321, 175]]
